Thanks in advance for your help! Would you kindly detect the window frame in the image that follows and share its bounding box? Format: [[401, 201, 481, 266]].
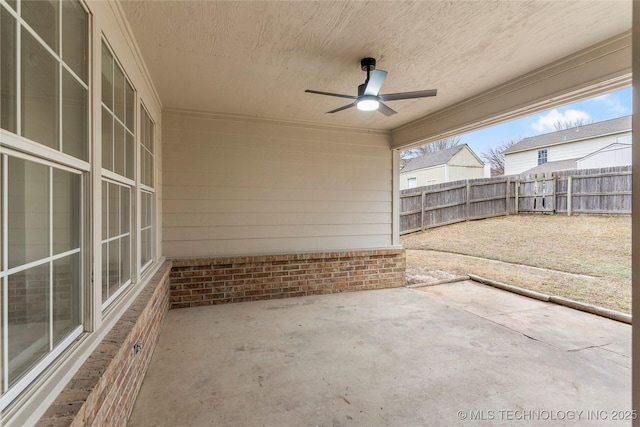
[[537, 149, 548, 165], [0, 147, 86, 411], [99, 38, 137, 310]]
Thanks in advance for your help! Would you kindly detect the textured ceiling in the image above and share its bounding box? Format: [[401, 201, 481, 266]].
[[120, 1, 631, 131]]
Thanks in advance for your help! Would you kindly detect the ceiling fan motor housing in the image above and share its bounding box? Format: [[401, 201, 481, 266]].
[[361, 57, 376, 72]]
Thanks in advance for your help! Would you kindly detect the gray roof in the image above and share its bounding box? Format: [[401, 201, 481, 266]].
[[504, 115, 631, 155], [519, 158, 579, 176], [401, 144, 476, 173]]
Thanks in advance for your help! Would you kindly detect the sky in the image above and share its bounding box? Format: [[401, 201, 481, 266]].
[[453, 87, 632, 158]]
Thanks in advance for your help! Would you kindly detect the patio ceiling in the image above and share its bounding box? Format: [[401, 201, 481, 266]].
[[120, 1, 631, 132]]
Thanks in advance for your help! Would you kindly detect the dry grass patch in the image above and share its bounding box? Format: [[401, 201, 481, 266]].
[[401, 215, 631, 313]]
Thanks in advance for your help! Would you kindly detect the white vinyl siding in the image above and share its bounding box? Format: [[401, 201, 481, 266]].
[[162, 111, 392, 258], [504, 132, 629, 175], [399, 165, 445, 189], [448, 165, 485, 182], [577, 144, 632, 169]]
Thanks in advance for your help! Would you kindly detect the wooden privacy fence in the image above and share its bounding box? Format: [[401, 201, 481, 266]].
[[400, 166, 631, 234]]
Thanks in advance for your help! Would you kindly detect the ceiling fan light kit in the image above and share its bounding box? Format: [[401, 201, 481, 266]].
[[356, 95, 379, 111], [305, 57, 437, 116]]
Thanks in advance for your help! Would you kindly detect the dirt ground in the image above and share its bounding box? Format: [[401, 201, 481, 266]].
[[401, 214, 631, 313]]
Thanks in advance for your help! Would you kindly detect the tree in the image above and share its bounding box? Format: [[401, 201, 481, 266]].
[[481, 138, 520, 176], [400, 137, 462, 160], [553, 117, 594, 131]]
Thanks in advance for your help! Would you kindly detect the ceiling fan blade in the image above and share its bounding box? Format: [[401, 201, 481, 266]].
[[363, 69, 387, 96], [378, 102, 397, 116], [305, 89, 357, 99], [379, 89, 437, 101], [327, 102, 357, 114]]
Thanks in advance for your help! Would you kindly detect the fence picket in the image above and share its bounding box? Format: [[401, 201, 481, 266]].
[[399, 166, 631, 234]]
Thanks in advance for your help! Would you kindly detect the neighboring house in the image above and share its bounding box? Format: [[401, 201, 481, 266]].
[[400, 144, 487, 190], [504, 116, 632, 175], [576, 142, 632, 169]]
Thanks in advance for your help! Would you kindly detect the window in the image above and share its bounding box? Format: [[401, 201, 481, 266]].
[[407, 177, 417, 189], [537, 149, 548, 165], [140, 106, 155, 270], [101, 42, 135, 307], [2, 155, 82, 393], [0, 0, 88, 409]]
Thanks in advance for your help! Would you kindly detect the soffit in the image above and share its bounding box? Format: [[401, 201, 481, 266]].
[[119, 1, 631, 132]]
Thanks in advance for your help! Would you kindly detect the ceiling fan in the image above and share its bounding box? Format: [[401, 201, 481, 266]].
[[305, 57, 437, 116]]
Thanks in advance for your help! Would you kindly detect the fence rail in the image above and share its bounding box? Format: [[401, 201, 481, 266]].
[[400, 166, 631, 234]]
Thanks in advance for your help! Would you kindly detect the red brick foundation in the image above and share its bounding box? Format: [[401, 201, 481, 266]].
[[169, 249, 406, 309]]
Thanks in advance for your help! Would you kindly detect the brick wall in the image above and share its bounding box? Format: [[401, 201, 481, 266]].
[[36, 261, 172, 427], [170, 249, 406, 309]]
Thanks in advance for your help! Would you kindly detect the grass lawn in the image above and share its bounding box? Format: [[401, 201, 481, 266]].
[[401, 214, 631, 313]]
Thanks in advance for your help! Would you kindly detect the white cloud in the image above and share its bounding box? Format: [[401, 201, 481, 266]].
[[593, 93, 629, 114], [531, 109, 591, 133]]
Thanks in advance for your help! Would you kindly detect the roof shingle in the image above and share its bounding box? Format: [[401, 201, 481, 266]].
[[402, 145, 471, 173], [503, 115, 631, 155]]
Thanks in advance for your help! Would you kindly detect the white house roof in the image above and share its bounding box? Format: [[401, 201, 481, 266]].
[[504, 115, 631, 155], [401, 144, 479, 173]]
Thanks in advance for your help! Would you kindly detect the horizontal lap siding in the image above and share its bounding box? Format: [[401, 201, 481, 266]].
[[163, 111, 393, 257]]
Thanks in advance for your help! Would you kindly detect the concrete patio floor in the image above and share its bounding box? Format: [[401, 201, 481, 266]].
[[128, 281, 631, 427]]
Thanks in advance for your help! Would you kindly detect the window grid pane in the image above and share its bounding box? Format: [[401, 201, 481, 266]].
[[7, 263, 50, 387], [61, 0, 88, 83], [140, 107, 154, 188], [21, 0, 59, 53], [140, 191, 153, 268], [1, 7, 17, 133], [21, 28, 58, 151], [61, 68, 88, 161]]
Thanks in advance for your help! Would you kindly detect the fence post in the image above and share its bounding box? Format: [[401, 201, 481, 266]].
[[421, 191, 426, 231], [515, 180, 519, 214], [551, 174, 556, 213], [466, 180, 471, 221], [505, 176, 510, 216], [567, 176, 572, 216]]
